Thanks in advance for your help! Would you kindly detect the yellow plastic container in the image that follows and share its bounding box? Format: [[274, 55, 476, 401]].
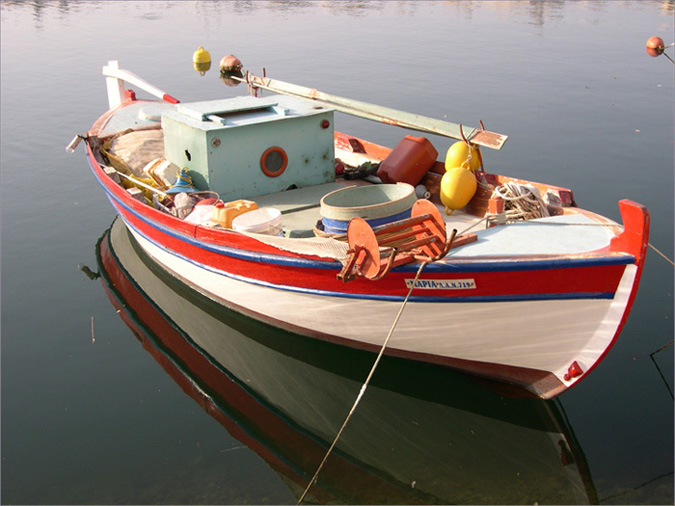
[[212, 199, 258, 228]]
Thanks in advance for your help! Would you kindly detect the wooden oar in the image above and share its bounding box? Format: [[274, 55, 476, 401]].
[[115, 170, 168, 197], [235, 72, 508, 150]]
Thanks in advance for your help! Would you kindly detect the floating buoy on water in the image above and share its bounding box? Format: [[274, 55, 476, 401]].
[[646, 36, 665, 51], [440, 166, 477, 215], [445, 141, 481, 172], [219, 55, 243, 73], [646, 36, 665, 57], [646, 36, 674, 64], [646, 36, 666, 57], [193, 46, 211, 75]]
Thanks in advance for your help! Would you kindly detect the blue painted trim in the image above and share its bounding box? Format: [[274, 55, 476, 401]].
[[89, 158, 344, 270], [120, 213, 616, 304], [89, 155, 634, 283], [322, 208, 411, 234], [422, 254, 635, 273]]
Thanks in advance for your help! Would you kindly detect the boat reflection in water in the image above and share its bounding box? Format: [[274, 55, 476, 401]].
[[96, 218, 598, 504]]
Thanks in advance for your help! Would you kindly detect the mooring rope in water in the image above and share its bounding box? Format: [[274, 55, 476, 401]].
[[650, 340, 674, 400], [648, 242, 675, 266], [296, 260, 428, 505]]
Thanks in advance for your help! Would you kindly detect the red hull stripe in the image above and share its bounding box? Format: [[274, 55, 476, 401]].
[[99, 169, 634, 274], [127, 215, 619, 303], [118, 206, 623, 304], [91, 157, 630, 303], [111, 185, 636, 274], [99, 228, 562, 400]]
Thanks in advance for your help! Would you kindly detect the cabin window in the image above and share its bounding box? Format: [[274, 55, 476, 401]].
[[260, 146, 288, 177]]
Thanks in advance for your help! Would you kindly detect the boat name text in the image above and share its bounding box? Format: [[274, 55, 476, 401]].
[[404, 278, 476, 290]]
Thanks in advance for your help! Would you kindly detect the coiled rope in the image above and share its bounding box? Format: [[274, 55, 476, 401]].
[[296, 260, 428, 505], [459, 180, 675, 268], [490, 182, 675, 266], [492, 182, 550, 222]]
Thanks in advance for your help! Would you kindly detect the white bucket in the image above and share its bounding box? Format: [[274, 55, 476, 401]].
[[232, 207, 283, 236]]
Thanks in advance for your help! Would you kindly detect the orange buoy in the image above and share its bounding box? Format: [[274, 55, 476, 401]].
[[646, 36, 665, 57], [646, 36, 665, 50], [219, 55, 243, 73]]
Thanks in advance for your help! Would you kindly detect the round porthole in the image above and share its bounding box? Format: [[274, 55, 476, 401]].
[[260, 146, 288, 177]]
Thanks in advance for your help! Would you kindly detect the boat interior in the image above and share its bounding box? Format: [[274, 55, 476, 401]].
[[89, 98, 621, 261]]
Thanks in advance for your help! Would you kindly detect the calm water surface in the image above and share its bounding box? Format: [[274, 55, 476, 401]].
[[1, 1, 673, 504]]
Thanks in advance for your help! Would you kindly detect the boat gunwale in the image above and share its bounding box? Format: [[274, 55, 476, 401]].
[[92, 157, 637, 275], [85, 98, 645, 267]]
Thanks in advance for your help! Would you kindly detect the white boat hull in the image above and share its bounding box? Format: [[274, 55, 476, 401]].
[[127, 223, 637, 398]]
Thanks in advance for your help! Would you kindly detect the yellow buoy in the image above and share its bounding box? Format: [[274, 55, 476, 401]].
[[193, 46, 211, 75], [440, 166, 477, 215], [445, 141, 481, 172]]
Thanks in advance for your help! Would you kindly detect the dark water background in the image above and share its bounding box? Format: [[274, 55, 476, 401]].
[[1, 1, 673, 504]]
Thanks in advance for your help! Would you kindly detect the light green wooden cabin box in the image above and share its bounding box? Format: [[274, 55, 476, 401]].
[[161, 95, 335, 201]]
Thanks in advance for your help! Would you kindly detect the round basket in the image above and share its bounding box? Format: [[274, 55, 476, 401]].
[[320, 183, 415, 234]]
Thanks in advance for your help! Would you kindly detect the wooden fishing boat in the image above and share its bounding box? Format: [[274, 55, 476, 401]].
[[95, 217, 598, 504], [72, 60, 650, 399]]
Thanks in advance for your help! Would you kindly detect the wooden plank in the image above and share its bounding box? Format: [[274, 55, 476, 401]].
[[102, 60, 180, 109], [240, 73, 508, 150]]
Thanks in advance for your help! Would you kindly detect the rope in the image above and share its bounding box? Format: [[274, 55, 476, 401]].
[[453, 214, 616, 238], [492, 182, 550, 222], [455, 185, 675, 267], [649, 243, 675, 266], [458, 216, 490, 236], [296, 260, 429, 505]]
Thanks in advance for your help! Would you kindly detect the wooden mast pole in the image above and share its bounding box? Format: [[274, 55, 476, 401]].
[[237, 72, 508, 150]]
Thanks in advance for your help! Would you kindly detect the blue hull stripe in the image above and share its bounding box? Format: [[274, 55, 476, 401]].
[[123, 214, 615, 303], [91, 157, 623, 303]]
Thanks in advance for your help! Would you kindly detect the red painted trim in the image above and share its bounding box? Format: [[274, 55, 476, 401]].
[[102, 192, 628, 301], [120, 202, 628, 299], [162, 93, 180, 104], [88, 133, 632, 305], [565, 199, 651, 393], [609, 199, 650, 261], [124, 205, 629, 297]]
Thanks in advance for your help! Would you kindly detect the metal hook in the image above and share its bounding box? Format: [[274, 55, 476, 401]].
[[458, 123, 468, 144]]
